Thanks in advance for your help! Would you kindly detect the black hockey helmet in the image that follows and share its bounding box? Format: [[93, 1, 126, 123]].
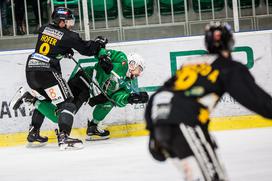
[[51, 7, 75, 25], [204, 21, 234, 54]]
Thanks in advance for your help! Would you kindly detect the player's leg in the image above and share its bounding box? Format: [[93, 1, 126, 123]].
[[178, 123, 228, 181], [55, 100, 83, 150], [24, 72, 55, 147], [26, 88, 59, 147], [45, 71, 83, 150], [68, 70, 91, 113], [86, 102, 113, 141], [28, 70, 83, 149], [11, 68, 93, 123], [154, 124, 228, 181], [26, 109, 48, 147], [10, 73, 59, 124], [172, 156, 206, 181], [154, 124, 204, 181]]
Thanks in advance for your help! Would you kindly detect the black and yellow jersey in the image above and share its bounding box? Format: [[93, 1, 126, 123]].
[[26, 24, 101, 72], [145, 54, 272, 129]]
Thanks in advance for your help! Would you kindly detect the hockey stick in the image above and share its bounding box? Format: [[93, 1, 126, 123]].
[[68, 54, 116, 105]]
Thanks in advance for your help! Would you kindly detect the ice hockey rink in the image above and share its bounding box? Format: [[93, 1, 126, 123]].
[[0, 127, 272, 181]]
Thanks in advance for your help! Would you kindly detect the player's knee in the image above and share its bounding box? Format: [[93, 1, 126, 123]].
[[58, 102, 77, 114], [154, 125, 193, 159], [64, 102, 77, 113], [154, 125, 174, 147]]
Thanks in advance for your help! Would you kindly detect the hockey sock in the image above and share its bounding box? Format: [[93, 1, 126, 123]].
[[31, 109, 45, 129], [34, 100, 59, 123], [58, 103, 76, 135], [88, 119, 98, 126]]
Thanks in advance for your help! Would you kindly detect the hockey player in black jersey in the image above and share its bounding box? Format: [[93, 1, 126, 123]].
[[145, 22, 272, 181], [10, 7, 108, 149]]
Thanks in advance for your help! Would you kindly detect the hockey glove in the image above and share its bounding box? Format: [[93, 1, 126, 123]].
[[149, 134, 167, 161], [64, 48, 74, 58], [95, 36, 108, 49], [99, 55, 113, 74], [127, 92, 149, 104]]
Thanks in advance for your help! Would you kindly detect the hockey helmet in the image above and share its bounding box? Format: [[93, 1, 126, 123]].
[[127, 53, 145, 71], [204, 21, 234, 54], [52, 7, 75, 27], [126, 53, 145, 78]]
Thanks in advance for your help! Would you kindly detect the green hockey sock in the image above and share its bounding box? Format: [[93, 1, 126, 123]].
[[34, 100, 59, 123]]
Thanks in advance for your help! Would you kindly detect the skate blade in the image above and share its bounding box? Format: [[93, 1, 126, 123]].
[[9, 87, 25, 110], [59, 143, 84, 151], [26, 142, 47, 148], [85, 135, 110, 141]]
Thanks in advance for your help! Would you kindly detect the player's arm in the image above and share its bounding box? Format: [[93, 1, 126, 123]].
[[145, 93, 154, 131], [110, 90, 130, 107], [224, 63, 272, 119], [144, 93, 167, 161], [109, 89, 148, 107], [98, 50, 128, 75], [66, 33, 107, 56]]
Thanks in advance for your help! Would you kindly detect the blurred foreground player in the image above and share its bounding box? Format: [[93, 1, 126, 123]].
[[10, 7, 107, 150], [145, 22, 272, 181]]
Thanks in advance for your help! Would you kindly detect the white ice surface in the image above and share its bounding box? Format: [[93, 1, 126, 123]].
[[1, 128, 272, 181]]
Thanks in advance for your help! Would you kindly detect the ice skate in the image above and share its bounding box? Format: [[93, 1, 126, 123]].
[[86, 120, 110, 141], [9, 87, 35, 110], [26, 126, 48, 148], [56, 129, 84, 150]]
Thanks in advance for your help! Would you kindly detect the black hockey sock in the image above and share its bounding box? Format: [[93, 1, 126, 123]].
[[31, 109, 45, 130], [58, 112, 74, 135], [57, 103, 76, 135], [88, 119, 97, 127]]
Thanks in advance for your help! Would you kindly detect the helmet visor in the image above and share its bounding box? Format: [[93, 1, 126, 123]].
[[65, 17, 75, 28]]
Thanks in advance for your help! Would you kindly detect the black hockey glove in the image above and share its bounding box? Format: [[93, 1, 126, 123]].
[[127, 92, 149, 104], [95, 36, 108, 49], [65, 48, 74, 58], [148, 134, 167, 161], [99, 55, 113, 74]]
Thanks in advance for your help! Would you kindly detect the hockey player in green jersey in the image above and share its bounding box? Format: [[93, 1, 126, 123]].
[[68, 49, 149, 140]]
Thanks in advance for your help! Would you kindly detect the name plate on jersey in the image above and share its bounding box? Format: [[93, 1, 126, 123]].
[[43, 27, 64, 40]]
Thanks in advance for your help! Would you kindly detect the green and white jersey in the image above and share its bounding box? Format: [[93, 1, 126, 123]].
[[84, 49, 132, 107]]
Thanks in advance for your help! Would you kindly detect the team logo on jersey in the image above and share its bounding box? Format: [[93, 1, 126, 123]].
[[104, 76, 119, 93], [43, 27, 64, 40]]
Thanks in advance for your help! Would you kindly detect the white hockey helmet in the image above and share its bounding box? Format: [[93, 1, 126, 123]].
[[126, 53, 145, 78], [127, 53, 145, 71]]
